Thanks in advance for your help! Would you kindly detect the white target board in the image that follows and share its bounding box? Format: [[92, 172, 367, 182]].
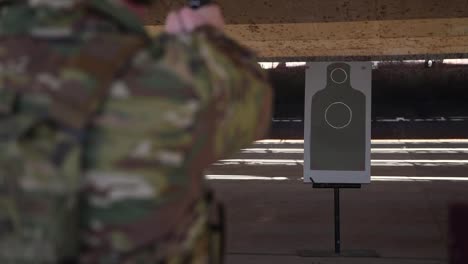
[[304, 62, 371, 184]]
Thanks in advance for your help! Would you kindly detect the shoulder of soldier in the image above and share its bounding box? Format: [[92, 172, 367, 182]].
[[150, 27, 265, 74], [116, 27, 268, 103], [0, 0, 147, 37], [191, 26, 268, 80], [136, 29, 227, 72], [125, 27, 268, 92]]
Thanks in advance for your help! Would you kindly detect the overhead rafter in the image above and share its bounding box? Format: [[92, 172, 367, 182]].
[[145, 0, 468, 59]]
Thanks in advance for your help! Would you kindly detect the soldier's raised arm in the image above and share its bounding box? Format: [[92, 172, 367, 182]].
[[81, 4, 272, 263], [167, 18, 273, 167], [98, 4, 272, 180], [119, 5, 273, 172]]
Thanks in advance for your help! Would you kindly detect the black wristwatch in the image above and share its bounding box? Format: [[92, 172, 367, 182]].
[[189, 0, 211, 8]]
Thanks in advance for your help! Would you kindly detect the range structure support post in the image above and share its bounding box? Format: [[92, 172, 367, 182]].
[[334, 188, 341, 254]]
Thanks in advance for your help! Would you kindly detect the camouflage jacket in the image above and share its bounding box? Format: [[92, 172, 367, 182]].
[[0, 0, 272, 263]]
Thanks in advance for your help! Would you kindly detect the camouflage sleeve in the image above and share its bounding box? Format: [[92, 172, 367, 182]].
[[166, 26, 273, 168], [154, 27, 272, 155], [80, 27, 272, 262], [192, 26, 272, 158]]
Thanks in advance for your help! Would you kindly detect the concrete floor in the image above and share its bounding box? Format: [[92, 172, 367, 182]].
[[205, 139, 468, 264]]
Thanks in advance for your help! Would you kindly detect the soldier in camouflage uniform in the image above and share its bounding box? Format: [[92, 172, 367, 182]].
[[0, 0, 272, 263]]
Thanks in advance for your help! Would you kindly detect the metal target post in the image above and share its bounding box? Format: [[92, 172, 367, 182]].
[[311, 181, 362, 255], [297, 180, 368, 257], [334, 187, 341, 254]]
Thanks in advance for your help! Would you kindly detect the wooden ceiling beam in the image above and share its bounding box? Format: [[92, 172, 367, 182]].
[[145, 0, 468, 59]]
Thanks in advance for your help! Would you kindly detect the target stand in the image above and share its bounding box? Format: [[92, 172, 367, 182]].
[[297, 178, 379, 258]]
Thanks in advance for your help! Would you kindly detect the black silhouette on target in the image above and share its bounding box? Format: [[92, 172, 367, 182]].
[[310, 63, 366, 171]]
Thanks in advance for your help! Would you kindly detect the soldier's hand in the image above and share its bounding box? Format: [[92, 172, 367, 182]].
[[165, 5, 225, 34]]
